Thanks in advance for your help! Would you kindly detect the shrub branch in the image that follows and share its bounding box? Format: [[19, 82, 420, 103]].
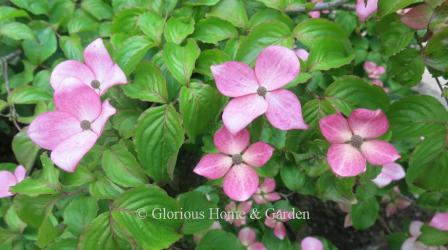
[[285, 0, 355, 13], [1, 50, 22, 131]]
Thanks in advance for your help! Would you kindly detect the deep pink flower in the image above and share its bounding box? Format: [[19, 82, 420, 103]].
[[295, 49, 309, 62], [301, 236, 324, 250], [193, 127, 274, 201], [252, 178, 281, 204], [430, 213, 448, 231], [364, 61, 385, 80], [356, 0, 378, 22], [28, 79, 116, 172], [319, 109, 400, 177], [51, 38, 127, 95], [225, 201, 252, 227], [372, 163, 405, 188], [211, 46, 308, 134], [264, 210, 293, 240], [238, 227, 267, 250], [0, 165, 26, 198]]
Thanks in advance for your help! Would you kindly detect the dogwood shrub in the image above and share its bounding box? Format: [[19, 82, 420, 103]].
[[0, 0, 448, 249]]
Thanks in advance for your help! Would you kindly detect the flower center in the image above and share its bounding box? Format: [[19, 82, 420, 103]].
[[350, 135, 363, 148], [91, 80, 101, 89], [80, 120, 91, 130], [232, 154, 243, 165], [257, 86, 267, 97]]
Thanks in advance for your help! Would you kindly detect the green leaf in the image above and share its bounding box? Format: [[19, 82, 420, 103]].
[[419, 225, 448, 246], [236, 21, 293, 64], [179, 82, 226, 142], [308, 38, 354, 71], [81, 0, 113, 20], [424, 29, 448, 72], [293, 18, 348, 48], [351, 199, 379, 230], [325, 76, 390, 110], [262, 230, 293, 250], [183, 0, 220, 6], [193, 17, 238, 44], [59, 35, 83, 61], [163, 39, 201, 85], [37, 214, 59, 248], [0, 7, 29, 21], [115, 36, 154, 75], [164, 16, 195, 44], [197, 230, 245, 250], [387, 48, 425, 86], [102, 144, 147, 188], [112, 186, 182, 250], [11, 179, 58, 196], [111, 110, 140, 139], [89, 175, 124, 199], [123, 61, 168, 103], [78, 213, 120, 250], [67, 9, 99, 34], [111, 8, 144, 35], [387, 95, 448, 140], [0, 22, 34, 40], [378, 0, 423, 17], [138, 11, 164, 45], [22, 26, 57, 64], [178, 191, 217, 234], [10, 0, 49, 15], [255, 0, 291, 10], [14, 195, 56, 228], [376, 14, 414, 57], [207, 0, 248, 28], [281, 164, 306, 192], [12, 130, 39, 169], [4, 206, 26, 232], [249, 8, 294, 29], [135, 105, 184, 182], [63, 196, 98, 235], [8, 85, 51, 104], [195, 49, 231, 76]]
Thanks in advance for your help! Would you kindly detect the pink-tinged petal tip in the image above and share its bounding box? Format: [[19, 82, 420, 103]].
[[213, 126, 250, 155], [319, 113, 353, 144], [211, 62, 259, 97], [242, 142, 274, 167], [348, 108, 389, 139], [222, 94, 268, 134], [223, 164, 259, 201], [430, 213, 448, 231], [360, 140, 400, 166], [238, 227, 256, 246], [265, 89, 308, 131], [327, 144, 367, 177], [193, 154, 232, 179], [356, 0, 378, 22], [301, 236, 324, 250]]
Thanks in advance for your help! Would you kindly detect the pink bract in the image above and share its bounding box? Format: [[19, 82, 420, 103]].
[[264, 210, 293, 240], [238, 227, 267, 250], [356, 0, 378, 22], [319, 108, 400, 177], [0, 165, 26, 198], [28, 79, 116, 172], [225, 201, 252, 227], [253, 178, 281, 204], [211, 45, 308, 134], [194, 127, 273, 201], [363, 61, 385, 80], [295, 49, 309, 62], [372, 162, 405, 188], [301, 236, 324, 250], [51, 38, 127, 95], [430, 213, 448, 231]]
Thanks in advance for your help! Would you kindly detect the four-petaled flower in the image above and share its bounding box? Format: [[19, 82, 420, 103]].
[[264, 210, 293, 240], [301, 236, 324, 250], [0, 165, 26, 198], [238, 227, 267, 250], [28, 79, 116, 172], [356, 0, 378, 22], [319, 108, 400, 177], [225, 201, 253, 227], [193, 126, 274, 201], [51, 38, 127, 95], [372, 163, 405, 188], [252, 178, 281, 204], [211, 45, 308, 134]]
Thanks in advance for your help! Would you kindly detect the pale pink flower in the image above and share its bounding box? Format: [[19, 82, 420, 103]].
[[295, 49, 309, 62], [0, 165, 26, 198], [364, 61, 385, 80], [430, 213, 448, 231], [308, 0, 322, 18], [301, 236, 324, 250], [238, 227, 267, 250], [211, 46, 308, 134], [252, 178, 281, 204], [225, 201, 252, 227], [356, 0, 378, 22], [28, 79, 116, 172], [372, 163, 405, 188], [264, 210, 293, 240], [401, 221, 447, 250], [193, 127, 274, 201], [51, 38, 127, 95], [319, 109, 400, 177]]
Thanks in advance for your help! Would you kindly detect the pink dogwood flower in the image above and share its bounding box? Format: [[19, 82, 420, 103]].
[[430, 213, 448, 231], [364, 61, 385, 80], [211, 46, 308, 134], [319, 108, 400, 177], [264, 210, 293, 240], [238, 227, 267, 250], [252, 178, 281, 204], [295, 49, 309, 62], [225, 201, 252, 227], [0, 165, 26, 198], [372, 163, 405, 188], [193, 127, 274, 201], [308, 0, 322, 18], [356, 0, 378, 22], [51, 38, 127, 95], [301, 236, 324, 250], [401, 221, 447, 250], [28, 79, 116, 172]]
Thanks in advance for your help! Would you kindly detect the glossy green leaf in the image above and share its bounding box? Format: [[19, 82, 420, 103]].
[[193, 17, 238, 44], [424, 29, 448, 72], [197, 230, 245, 250], [351, 199, 379, 230], [178, 191, 217, 234], [387, 48, 425, 86], [163, 39, 200, 85], [0, 22, 34, 40], [308, 37, 354, 71], [164, 16, 195, 44], [12, 130, 39, 169], [138, 11, 164, 45], [63, 196, 98, 234], [376, 14, 414, 57], [207, 0, 248, 28], [293, 18, 348, 48], [378, 0, 423, 17], [115, 36, 154, 75], [22, 26, 57, 64]]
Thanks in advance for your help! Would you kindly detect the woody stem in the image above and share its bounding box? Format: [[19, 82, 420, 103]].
[[285, 0, 354, 13]]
